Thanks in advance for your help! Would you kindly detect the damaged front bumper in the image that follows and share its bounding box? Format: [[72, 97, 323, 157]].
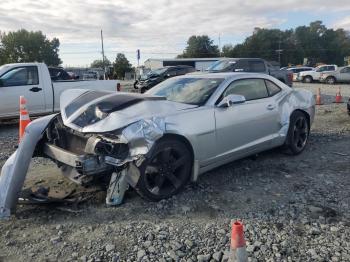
[[0, 114, 58, 219], [0, 114, 165, 219]]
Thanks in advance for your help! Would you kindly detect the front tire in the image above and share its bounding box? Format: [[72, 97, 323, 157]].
[[303, 76, 313, 83], [285, 111, 309, 155], [135, 138, 192, 201]]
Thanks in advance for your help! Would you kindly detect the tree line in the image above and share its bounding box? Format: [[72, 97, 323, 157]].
[[179, 21, 350, 66], [90, 53, 132, 79], [1, 21, 349, 74], [0, 29, 62, 66]]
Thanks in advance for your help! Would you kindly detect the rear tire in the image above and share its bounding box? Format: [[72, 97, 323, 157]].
[[135, 138, 192, 201], [285, 111, 310, 155], [303, 76, 313, 83]]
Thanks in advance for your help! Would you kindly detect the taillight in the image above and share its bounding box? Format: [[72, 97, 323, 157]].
[[116, 83, 121, 92], [288, 72, 293, 82]]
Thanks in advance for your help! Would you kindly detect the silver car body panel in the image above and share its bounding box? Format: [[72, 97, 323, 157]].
[[0, 73, 315, 219]]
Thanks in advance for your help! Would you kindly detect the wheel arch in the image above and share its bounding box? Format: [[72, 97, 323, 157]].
[[303, 75, 313, 80], [291, 109, 310, 131], [160, 133, 195, 162], [326, 75, 337, 83]]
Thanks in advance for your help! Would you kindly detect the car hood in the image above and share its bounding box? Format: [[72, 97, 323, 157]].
[[60, 89, 198, 133]]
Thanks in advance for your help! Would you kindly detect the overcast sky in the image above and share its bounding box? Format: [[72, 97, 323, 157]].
[[1, 0, 350, 67]]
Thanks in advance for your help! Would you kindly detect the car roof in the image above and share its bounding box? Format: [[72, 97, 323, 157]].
[[177, 72, 273, 80], [163, 65, 193, 69]]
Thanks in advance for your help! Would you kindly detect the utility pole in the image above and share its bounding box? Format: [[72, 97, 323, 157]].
[[101, 30, 106, 79], [276, 38, 283, 66], [218, 33, 221, 57]]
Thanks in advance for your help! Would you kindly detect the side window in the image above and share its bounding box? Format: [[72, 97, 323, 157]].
[[329, 66, 335, 71], [166, 69, 177, 77], [223, 79, 268, 101], [341, 67, 350, 73], [176, 68, 187, 75], [265, 80, 281, 96], [0, 66, 39, 87], [249, 61, 266, 72], [234, 60, 249, 72]]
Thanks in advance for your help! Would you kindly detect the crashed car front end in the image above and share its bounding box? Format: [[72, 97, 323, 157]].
[[0, 90, 168, 219]]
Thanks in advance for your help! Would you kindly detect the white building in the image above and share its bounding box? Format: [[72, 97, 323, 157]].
[[144, 58, 222, 71]]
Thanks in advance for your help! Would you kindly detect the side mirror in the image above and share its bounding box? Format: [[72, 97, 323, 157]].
[[218, 94, 246, 108]]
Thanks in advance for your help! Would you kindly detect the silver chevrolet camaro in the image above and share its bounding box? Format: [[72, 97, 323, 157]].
[[0, 73, 315, 218]]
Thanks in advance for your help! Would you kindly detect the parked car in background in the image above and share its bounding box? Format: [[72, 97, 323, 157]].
[[49, 67, 77, 81], [83, 71, 99, 80], [0, 72, 315, 217], [287, 67, 314, 81], [319, 66, 350, 84], [135, 65, 195, 93], [205, 58, 293, 87], [297, 64, 337, 83], [0, 63, 120, 120]]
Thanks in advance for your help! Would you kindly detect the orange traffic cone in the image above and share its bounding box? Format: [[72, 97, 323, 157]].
[[334, 87, 343, 103], [316, 87, 323, 105], [229, 221, 248, 262], [19, 96, 31, 141]]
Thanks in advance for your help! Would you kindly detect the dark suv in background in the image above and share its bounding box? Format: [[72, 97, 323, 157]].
[[135, 65, 195, 93], [206, 58, 293, 87], [49, 67, 78, 81]]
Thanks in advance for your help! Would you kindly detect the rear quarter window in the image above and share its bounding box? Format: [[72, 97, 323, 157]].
[[265, 80, 281, 96]]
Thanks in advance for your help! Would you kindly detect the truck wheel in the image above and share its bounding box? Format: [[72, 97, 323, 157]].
[[303, 76, 313, 83], [285, 111, 309, 155], [135, 138, 192, 201], [326, 76, 336, 85]]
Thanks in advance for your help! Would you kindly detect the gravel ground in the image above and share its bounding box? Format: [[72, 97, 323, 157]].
[[0, 83, 350, 262]]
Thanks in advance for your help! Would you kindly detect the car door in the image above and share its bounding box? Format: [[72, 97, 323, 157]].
[[338, 67, 350, 82], [0, 66, 46, 118], [214, 78, 281, 160]]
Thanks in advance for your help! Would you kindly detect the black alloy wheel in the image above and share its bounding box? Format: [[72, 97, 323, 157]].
[[285, 111, 309, 155], [135, 138, 192, 201]]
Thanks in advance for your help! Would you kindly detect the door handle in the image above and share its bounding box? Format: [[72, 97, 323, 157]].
[[29, 87, 42, 92], [266, 104, 275, 110]]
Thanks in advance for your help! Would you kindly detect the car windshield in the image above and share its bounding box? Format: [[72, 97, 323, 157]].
[[206, 60, 237, 71], [146, 77, 224, 105]]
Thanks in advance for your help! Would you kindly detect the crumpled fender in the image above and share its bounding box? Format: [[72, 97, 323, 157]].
[[0, 114, 57, 219], [277, 88, 315, 138]]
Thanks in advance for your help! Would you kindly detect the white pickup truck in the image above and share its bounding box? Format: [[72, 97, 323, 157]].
[[0, 63, 120, 120], [297, 64, 337, 83]]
